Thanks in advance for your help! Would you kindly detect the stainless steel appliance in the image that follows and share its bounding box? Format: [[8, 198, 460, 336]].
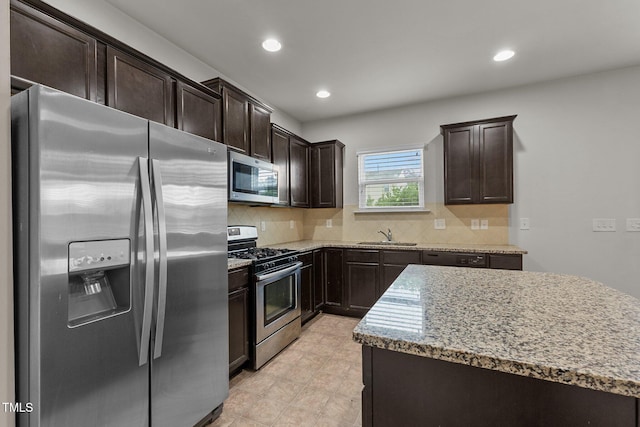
[[227, 226, 301, 369], [228, 151, 279, 205], [12, 85, 229, 427]]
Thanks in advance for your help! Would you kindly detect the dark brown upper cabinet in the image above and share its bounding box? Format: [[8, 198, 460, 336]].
[[290, 137, 310, 208], [10, 0, 98, 101], [271, 125, 291, 206], [202, 78, 273, 161], [441, 115, 516, 205], [310, 140, 345, 208], [250, 104, 272, 161], [107, 47, 175, 127], [175, 80, 222, 142]]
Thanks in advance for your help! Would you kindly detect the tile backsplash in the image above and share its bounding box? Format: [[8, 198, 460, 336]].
[[228, 203, 509, 246]]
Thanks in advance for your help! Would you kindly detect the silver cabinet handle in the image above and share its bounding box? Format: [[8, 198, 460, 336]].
[[151, 159, 168, 359], [255, 261, 302, 282], [138, 157, 154, 366]]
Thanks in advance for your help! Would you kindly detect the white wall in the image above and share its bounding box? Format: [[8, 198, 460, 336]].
[[303, 66, 640, 298], [2, 0, 15, 423], [42, 0, 302, 134]]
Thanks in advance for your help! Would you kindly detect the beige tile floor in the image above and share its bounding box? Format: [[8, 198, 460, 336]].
[[209, 313, 363, 427]]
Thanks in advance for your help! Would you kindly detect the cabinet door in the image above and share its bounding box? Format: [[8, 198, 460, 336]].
[[478, 121, 513, 203], [106, 47, 174, 126], [222, 87, 249, 153], [311, 144, 335, 208], [10, 1, 98, 101], [346, 263, 379, 311], [250, 104, 272, 161], [313, 250, 325, 310], [228, 287, 249, 374], [271, 127, 290, 206], [175, 81, 221, 141], [300, 264, 314, 323], [290, 137, 310, 208], [443, 125, 475, 204], [324, 249, 343, 307]]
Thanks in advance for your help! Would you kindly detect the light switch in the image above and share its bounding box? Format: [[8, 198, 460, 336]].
[[480, 219, 489, 230], [326, 219, 332, 228], [434, 219, 446, 230], [519, 218, 530, 230], [471, 219, 480, 230], [626, 218, 640, 232], [592, 218, 616, 232]]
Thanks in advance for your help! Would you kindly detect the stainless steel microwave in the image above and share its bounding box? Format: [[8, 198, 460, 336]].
[[228, 150, 279, 204]]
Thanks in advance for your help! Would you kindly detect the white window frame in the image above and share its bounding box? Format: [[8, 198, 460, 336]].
[[357, 145, 426, 212]]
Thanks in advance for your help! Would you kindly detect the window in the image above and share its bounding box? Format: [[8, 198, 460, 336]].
[[357, 146, 425, 210]]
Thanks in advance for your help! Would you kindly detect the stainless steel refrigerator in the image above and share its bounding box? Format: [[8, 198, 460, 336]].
[[12, 85, 229, 427]]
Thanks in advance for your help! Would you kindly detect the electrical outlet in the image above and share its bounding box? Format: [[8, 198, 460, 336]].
[[326, 219, 332, 228], [592, 218, 616, 232], [289, 220, 295, 229], [260, 221, 266, 232], [519, 218, 530, 230], [471, 219, 480, 230], [626, 218, 640, 232], [434, 218, 446, 230], [480, 219, 489, 230]]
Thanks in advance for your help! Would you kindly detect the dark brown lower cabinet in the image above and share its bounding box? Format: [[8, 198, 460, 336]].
[[299, 252, 314, 323], [345, 250, 379, 317], [313, 249, 324, 311], [228, 267, 249, 375], [362, 346, 638, 427], [323, 249, 345, 313]]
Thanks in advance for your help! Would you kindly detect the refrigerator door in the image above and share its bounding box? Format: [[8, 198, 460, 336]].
[[148, 123, 229, 427], [12, 86, 152, 426]]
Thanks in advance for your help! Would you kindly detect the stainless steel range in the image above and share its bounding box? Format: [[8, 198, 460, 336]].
[[227, 226, 302, 369]]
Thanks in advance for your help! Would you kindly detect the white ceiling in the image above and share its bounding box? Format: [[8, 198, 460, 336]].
[[103, 0, 640, 123]]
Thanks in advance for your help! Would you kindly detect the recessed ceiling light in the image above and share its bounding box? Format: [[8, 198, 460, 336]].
[[493, 50, 515, 62], [262, 39, 282, 52], [316, 90, 331, 99]]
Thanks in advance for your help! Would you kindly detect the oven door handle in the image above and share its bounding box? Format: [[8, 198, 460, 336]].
[[255, 261, 303, 282]]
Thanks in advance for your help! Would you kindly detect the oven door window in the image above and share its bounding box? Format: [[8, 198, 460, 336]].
[[232, 162, 278, 197], [263, 275, 295, 325]]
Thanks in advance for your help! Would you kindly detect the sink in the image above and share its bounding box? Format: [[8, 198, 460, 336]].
[[357, 241, 417, 246]]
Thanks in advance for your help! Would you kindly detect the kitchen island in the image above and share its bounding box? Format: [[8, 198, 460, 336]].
[[353, 265, 640, 426]]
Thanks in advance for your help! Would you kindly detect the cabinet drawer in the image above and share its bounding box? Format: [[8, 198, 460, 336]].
[[346, 249, 379, 263], [299, 251, 313, 266], [382, 250, 421, 265], [488, 254, 522, 270], [228, 267, 249, 292], [422, 251, 458, 266]]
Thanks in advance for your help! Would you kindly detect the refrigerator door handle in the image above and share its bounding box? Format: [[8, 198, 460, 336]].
[[151, 159, 168, 359], [138, 157, 155, 366]]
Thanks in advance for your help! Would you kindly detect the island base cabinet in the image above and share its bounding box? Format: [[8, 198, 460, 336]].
[[361, 346, 638, 427]]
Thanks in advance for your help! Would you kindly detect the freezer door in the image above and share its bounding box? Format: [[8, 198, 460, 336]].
[[12, 86, 151, 427], [148, 123, 229, 427]]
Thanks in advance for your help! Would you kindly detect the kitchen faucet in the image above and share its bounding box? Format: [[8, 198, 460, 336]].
[[378, 228, 393, 242]]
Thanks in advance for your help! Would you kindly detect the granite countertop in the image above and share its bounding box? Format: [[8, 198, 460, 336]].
[[353, 265, 640, 398], [264, 240, 527, 255], [227, 258, 252, 270]]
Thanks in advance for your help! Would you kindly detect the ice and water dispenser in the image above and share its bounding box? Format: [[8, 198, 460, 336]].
[[67, 239, 131, 327]]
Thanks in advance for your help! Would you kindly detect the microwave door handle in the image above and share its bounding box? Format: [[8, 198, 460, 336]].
[[151, 159, 168, 359], [138, 157, 155, 366], [255, 261, 303, 282]]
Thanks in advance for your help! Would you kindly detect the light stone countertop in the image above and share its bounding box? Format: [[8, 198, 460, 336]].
[[263, 240, 527, 254], [227, 258, 252, 270], [352, 265, 640, 398], [227, 240, 526, 270]]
